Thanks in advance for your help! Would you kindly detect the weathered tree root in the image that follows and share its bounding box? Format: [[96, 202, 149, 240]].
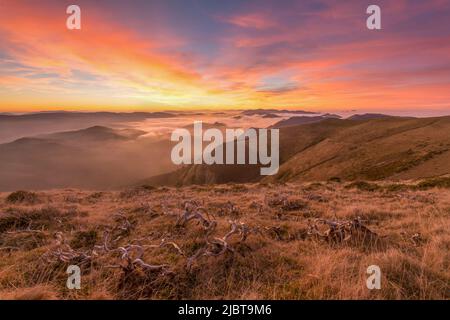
[[42, 232, 92, 265], [176, 201, 216, 230], [40, 204, 260, 277], [95, 234, 184, 276], [113, 244, 172, 275], [401, 231, 424, 247], [111, 213, 133, 242], [410, 233, 424, 246], [186, 220, 258, 269], [307, 217, 379, 245]]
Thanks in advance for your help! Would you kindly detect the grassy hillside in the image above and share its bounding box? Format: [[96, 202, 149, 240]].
[[143, 118, 356, 186], [144, 116, 450, 186], [269, 116, 450, 182], [0, 181, 448, 299]]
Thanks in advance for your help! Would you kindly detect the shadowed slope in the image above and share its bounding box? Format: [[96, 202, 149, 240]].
[[142, 119, 356, 186], [143, 116, 450, 186], [0, 126, 175, 191], [0, 112, 174, 143]]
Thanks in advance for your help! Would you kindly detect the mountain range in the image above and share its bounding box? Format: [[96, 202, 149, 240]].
[[0, 111, 174, 143], [0, 125, 175, 191], [1, 113, 450, 191], [142, 115, 450, 186]]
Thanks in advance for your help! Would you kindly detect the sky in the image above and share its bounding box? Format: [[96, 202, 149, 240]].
[[1, 0, 450, 113]]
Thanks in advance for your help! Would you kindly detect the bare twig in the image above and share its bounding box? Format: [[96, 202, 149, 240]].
[[42, 232, 92, 265], [176, 201, 216, 231], [187, 220, 257, 268]]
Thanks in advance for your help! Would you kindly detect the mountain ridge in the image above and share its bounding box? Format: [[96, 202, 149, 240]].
[[141, 116, 450, 186]]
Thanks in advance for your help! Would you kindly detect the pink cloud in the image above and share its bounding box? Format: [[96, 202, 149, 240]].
[[221, 12, 276, 29]]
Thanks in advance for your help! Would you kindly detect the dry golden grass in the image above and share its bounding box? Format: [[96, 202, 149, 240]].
[[0, 182, 448, 300]]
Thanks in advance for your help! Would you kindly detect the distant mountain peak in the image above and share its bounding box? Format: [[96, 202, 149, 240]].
[[270, 115, 335, 128], [347, 113, 393, 121], [241, 109, 318, 116], [41, 125, 146, 142]]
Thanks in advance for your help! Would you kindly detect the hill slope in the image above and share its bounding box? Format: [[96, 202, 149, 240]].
[[0, 126, 175, 191], [0, 111, 174, 143], [0, 182, 448, 299], [269, 116, 450, 182], [143, 116, 450, 186]]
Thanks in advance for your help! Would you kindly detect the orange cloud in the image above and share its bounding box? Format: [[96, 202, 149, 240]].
[[0, 0, 450, 112], [0, 1, 241, 110]]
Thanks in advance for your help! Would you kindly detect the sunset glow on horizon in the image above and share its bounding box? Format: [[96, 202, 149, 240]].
[[1, 0, 450, 112]]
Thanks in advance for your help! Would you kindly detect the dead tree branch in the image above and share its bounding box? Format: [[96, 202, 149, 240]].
[[307, 217, 379, 245]]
